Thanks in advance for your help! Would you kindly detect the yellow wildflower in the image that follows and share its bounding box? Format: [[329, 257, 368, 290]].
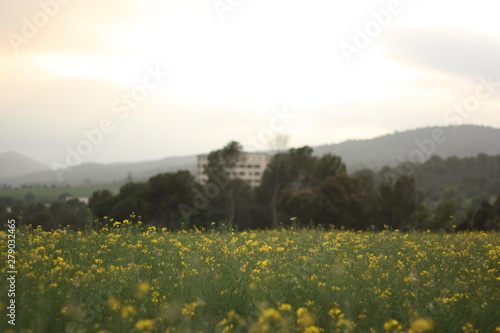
[[384, 319, 401, 331], [260, 308, 281, 322], [136, 282, 150, 299], [135, 319, 154, 331], [121, 305, 137, 318], [108, 296, 121, 311], [410, 317, 435, 332], [297, 308, 315, 327], [278, 303, 292, 311], [182, 302, 198, 316]]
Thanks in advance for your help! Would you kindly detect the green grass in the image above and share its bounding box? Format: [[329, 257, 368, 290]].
[[1, 225, 499, 332], [0, 185, 121, 202]]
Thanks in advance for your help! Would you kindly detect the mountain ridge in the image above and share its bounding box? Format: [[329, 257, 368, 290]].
[[313, 125, 500, 171], [1, 124, 499, 187], [0, 151, 51, 179]]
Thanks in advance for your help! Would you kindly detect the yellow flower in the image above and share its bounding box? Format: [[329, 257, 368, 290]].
[[410, 318, 435, 332], [135, 319, 154, 331], [297, 308, 315, 327], [260, 308, 281, 322], [121, 305, 137, 318], [108, 296, 121, 311], [222, 325, 234, 333], [462, 323, 479, 333], [384, 319, 400, 331], [136, 282, 150, 299], [304, 326, 324, 333], [227, 310, 241, 320], [217, 318, 229, 328], [181, 302, 198, 316], [278, 303, 292, 311], [259, 244, 273, 252], [328, 308, 343, 319]]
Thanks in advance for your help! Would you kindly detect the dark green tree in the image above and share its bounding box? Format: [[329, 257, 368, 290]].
[[231, 178, 259, 229], [26, 211, 55, 229], [314, 154, 346, 185], [143, 170, 198, 229], [90, 183, 146, 223], [49, 199, 87, 229], [316, 173, 367, 229], [277, 173, 366, 229], [459, 195, 499, 231], [204, 141, 245, 223], [257, 146, 316, 228], [24, 192, 36, 204], [428, 187, 468, 231], [493, 192, 500, 222], [430, 199, 455, 231], [88, 189, 114, 217], [377, 176, 426, 230], [258, 149, 366, 229]]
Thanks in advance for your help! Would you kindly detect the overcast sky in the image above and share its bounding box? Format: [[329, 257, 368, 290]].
[[1, 0, 499, 168]]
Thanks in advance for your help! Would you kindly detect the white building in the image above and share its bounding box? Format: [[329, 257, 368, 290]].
[[196, 153, 272, 187]]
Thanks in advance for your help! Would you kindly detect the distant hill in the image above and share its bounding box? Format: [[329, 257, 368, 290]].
[[0, 155, 196, 187], [314, 125, 500, 172], [0, 151, 50, 179], [1, 125, 499, 187]]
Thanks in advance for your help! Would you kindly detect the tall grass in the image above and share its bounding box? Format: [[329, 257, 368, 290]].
[[1, 223, 499, 332]]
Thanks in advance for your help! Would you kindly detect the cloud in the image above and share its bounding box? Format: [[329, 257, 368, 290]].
[[383, 26, 500, 82]]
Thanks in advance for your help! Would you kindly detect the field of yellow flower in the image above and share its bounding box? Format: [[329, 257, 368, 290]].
[[1, 224, 499, 332]]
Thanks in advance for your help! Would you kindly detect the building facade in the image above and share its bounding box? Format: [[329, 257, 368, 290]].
[[196, 153, 272, 187]]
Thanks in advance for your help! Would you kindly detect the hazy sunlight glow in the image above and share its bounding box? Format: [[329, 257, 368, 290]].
[[34, 54, 141, 86]]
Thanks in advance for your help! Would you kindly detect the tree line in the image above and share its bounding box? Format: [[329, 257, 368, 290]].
[[1, 141, 499, 231]]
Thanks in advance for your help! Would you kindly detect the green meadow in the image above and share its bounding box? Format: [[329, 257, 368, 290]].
[[1, 223, 499, 332]]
